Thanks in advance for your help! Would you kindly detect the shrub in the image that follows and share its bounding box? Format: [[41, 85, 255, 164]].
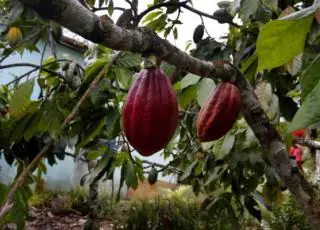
[[265, 195, 311, 230]]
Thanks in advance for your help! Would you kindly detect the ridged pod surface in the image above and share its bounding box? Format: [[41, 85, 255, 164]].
[[122, 67, 179, 156], [196, 82, 241, 142]]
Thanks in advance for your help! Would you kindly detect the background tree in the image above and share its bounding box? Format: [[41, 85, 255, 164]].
[[1, 0, 320, 229]]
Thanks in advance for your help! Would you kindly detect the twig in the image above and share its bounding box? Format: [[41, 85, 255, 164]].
[[295, 138, 320, 150], [120, 132, 149, 169], [200, 15, 211, 38], [136, 1, 188, 24], [143, 160, 183, 174], [38, 41, 48, 79], [0, 52, 121, 221], [135, 0, 241, 28], [0, 141, 53, 220], [182, 4, 241, 28], [92, 6, 125, 12], [3, 60, 75, 86]]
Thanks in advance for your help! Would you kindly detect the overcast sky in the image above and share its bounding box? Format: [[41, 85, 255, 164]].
[[67, 0, 229, 51]]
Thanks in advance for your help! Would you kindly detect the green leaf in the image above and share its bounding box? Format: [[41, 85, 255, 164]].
[[115, 67, 133, 89], [239, 0, 259, 23], [38, 102, 64, 136], [117, 162, 126, 202], [146, 14, 167, 32], [301, 53, 320, 101], [40, 56, 60, 77], [143, 11, 163, 23], [173, 27, 178, 39], [178, 84, 197, 109], [84, 116, 107, 146], [84, 58, 107, 81], [87, 154, 113, 185], [125, 161, 138, 189], [256, 15, 313, 72], [240, 52, 258, 74], [9, 79, 34, 118], [288, 80, 320, 132], [180, 160, 198, 181], [105, 108, 121, 138], [218, 134, 235, 159], [201, 141, 215, 151], [115, 52, 141, 68], [160, 62, 175, 77], [176, 73, 201, 90], [205, 164, 228, 185], [196, 78, 216, 107], [108, 0, 114, 16], [86, 146, 108, 160], [10, 113, 33, 142]]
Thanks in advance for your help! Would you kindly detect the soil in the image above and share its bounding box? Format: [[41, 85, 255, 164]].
[[11, 207, 118, 230]]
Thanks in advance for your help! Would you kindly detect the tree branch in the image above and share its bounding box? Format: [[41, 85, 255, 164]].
[[181, 4, 241, 28], [18, 0, 320, 228], [92, 6, 126, 13], [296, 138, 320, 150], [0, 63, 66, 85]]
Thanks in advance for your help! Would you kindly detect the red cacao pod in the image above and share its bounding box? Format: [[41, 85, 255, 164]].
[[122, 67, 179, 156], [196, 82, 241, 142]]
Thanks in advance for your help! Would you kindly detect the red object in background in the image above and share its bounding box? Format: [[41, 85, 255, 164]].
[[292, 129, 305, 138], [290, 145, 303, 170]]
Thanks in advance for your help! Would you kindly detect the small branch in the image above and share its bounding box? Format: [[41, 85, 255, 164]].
[[3, 63, 65, 86], [200, 15, 211, 38], [38, 41, 48, 78], [64, 151, 88, 162], [182, 4, 241, 28], [0, 52, 120, 220], [0, 141, 53, 220], [136, 1, 188, 24], [136, 0, 241, 28], [143, 160, 183, 174], [92, 6, 125, 12], [296, 139, 320, 150], [2, 60, 79, 86]]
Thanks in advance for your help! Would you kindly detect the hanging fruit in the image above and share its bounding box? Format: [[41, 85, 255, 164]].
[[193, 25, 204, 43], [196, 81, 241, 142], [122, 67, 179, 156], [148, 166, 158, 185], [7, 26, 23, 47]]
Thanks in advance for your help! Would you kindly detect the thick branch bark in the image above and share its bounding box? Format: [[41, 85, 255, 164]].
[[19, 0, 320, 228]]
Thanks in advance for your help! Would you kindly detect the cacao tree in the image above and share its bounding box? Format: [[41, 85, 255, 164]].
[[1, 0, 320, 229]]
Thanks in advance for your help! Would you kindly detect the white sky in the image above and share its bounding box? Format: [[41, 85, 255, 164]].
[[66, 0, 229, 51]]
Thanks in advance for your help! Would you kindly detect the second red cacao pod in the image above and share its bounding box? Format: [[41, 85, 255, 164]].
[[196, 82, 241, 142], [122, 67, 179, 156]]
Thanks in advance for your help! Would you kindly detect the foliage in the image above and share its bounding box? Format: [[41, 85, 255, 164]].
[[125, 196, 217, 230], [264, 195, 312, 230]]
